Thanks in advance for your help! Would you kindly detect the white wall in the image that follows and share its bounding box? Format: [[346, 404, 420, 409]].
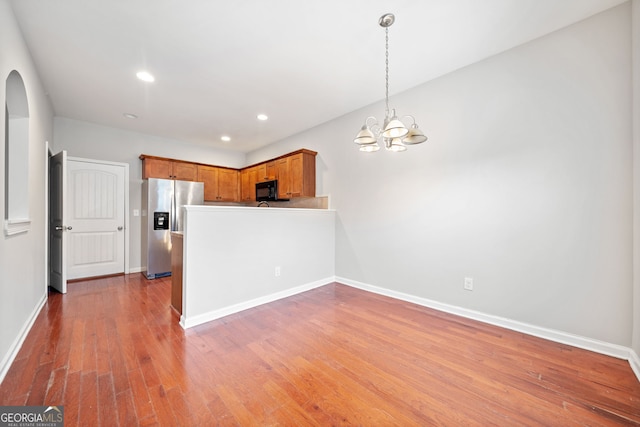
[[632, 0, 640, 357], [182, 206, 335, 328], [248, 4, 634, 347], [53, 117, 246, 271], [0, 0, 54, 378]]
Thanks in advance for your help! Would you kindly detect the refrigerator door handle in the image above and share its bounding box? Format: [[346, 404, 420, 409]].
[[170, 181, 176, 231]]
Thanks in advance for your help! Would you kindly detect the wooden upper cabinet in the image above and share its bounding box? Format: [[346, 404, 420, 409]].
[[266, 161, 276, 182], [256, 163, 267, 183], [240, 167, 258, 201], [197, 165, 239, 202], [141, 157, 173, 179], [172, 161, 198, 181], [141, 149, 315, 202], [275, 151, 316, 199], [217, 168, 239, 201], [275, 158, 291, 199], [141, 156, 197, 181], [198, 165, 219, 201], [256, 161, 276, 183]]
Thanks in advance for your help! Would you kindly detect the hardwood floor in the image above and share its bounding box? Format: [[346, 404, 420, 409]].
[[0, 275, 639, 426]]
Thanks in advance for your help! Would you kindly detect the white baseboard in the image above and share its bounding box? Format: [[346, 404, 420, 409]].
[[0, 293, 47, 384], [630, 349, 640, 382], [180, 276, 336, 329], [337, 277, 640, 383], [128, 266, 143, 274]]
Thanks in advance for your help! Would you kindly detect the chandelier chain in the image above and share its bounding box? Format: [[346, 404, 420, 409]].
[[385, 26, 389, 116]]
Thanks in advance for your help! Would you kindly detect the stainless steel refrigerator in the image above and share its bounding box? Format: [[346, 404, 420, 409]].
[[142, 178, 204, 279]]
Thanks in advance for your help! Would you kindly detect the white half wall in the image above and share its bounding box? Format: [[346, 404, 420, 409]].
[[53, 117, 247, 271], [247, 4, 634, 348], [181, 206, 335, 328]]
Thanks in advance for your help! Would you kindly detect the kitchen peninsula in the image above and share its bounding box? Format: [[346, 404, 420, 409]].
[[176, 205, 335, 328]]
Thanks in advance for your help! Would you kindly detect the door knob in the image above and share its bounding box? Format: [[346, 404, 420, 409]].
[[66, 226, 73, 231], [117, 226, 123, 231], [55, 226, 63, 231]]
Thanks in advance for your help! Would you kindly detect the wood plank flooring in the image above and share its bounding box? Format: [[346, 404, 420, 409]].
[[0, 274, 639, 425]]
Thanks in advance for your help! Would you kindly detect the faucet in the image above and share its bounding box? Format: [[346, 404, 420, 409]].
[[257, 201, 269, 207]]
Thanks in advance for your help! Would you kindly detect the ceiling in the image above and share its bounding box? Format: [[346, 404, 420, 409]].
[[9, 0, 625, 153]]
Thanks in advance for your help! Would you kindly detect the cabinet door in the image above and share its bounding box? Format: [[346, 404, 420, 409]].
[[172, 161, 198, 181], [217, 168, 239, 201], [289, 153, 304, 197], [197, 165, 219, 201], [142, 158, 173, 179], [266, 161, 276, 181], [240, 167, 257, 201], [275, 158, 291, 199], [256, 163, 268, 183]]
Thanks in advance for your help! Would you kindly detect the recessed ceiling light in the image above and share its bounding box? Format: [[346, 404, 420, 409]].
[[221, 136, 231, 142], [136, 71, 155, 82], [123, 113, 138, 119], [257, 114, 268, 121]]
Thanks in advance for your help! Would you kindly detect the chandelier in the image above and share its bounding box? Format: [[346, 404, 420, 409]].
[[354, 13, 427, 152]]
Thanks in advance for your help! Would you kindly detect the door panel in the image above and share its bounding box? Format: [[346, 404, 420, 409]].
[[66, 160, 125, 280], [49, 151, 67, 293]]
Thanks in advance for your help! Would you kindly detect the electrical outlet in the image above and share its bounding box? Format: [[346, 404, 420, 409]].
[[275, 266, 281, 277], [464, 277, 473, 291]]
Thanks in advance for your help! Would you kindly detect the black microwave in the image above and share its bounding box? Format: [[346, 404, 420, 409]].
[[256, 180, 288, 201]]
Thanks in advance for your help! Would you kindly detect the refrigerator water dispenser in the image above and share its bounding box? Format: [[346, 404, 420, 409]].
[[153, 212, 170, 230]]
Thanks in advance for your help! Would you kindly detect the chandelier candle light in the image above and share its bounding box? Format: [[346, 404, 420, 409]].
[[354, 13, 427, 152]]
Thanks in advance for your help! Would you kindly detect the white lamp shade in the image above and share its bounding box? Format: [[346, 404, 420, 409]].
[[382, 117, 409, 139], [354, 125, 377, 145], [402, 124, 427, 145]]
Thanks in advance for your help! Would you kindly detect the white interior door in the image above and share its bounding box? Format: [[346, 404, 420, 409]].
[[49, 150, 67, 293], [66, 159, 126, 280]]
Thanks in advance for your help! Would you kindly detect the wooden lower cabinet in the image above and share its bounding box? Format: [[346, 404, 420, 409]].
[[170, 232, 183, 315], [197, 165, 239, 202]]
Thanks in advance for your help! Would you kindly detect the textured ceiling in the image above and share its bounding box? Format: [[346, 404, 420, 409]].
[[9, 0, 625, 152]]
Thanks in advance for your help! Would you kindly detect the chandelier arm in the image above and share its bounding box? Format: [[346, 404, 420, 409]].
[[401, 115, 416, 126], [364, 116, 378, 127]]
